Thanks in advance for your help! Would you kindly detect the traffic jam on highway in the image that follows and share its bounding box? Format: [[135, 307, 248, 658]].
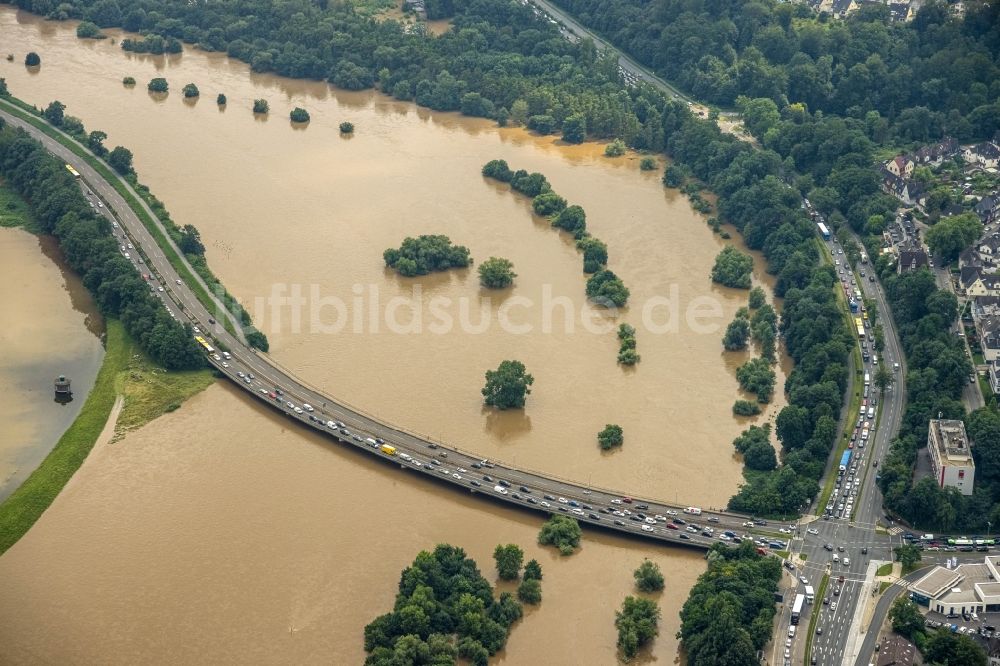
[[812, 205, 896, 525], [83, 176, 786, 549]]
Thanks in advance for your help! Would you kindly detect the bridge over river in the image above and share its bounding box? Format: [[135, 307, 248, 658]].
[[3, 105, 780, 552]]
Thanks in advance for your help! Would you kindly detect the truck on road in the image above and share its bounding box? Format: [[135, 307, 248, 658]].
[[380, 444, 397, 456], [683, 507, 702, 515], [791, 593, 805, 625], [804, 585, 815, 604]]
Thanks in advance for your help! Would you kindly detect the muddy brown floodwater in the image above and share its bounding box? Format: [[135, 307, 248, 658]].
[[0, 7, 792, 662], [0, 384, 707, 665], [0, 227, 104, 501]]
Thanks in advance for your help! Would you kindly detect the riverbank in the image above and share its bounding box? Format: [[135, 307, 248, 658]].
[[0, 319, 215, 555], [0, 320, 129, 555]]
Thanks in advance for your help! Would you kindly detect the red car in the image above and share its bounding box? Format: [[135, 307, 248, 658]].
[[622, 497, 633, 504], [664, 523, 678, 530]]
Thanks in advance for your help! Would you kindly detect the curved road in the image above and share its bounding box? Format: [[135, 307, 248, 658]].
[[0, 105, 777, 551]]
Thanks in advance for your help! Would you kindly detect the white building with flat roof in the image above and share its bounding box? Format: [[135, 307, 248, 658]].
[[928, 419, 975, 495], [910, 556, 1000, 615]]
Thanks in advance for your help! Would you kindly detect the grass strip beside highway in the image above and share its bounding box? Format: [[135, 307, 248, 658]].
[[802, 573, 829, 666], [0, 320, 129, 556], [876, 562, 893, 577], [0, 96, 239, 338], [816, 238, 863, 513]]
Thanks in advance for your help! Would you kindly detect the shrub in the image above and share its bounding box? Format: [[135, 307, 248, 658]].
[[605, 139, 627, 157], [252, 98, 269, 114], [339, 121, 354, 133], [147, 77, 169, 93], [598, 424, 624, 450], [290, 107, 310, 123]]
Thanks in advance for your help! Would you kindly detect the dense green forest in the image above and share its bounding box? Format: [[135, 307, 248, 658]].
[[0, 121, 205, 370], [550, 0, 1000, 139]]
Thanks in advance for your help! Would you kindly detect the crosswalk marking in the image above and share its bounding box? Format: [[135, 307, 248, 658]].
[[887, 526, 903, 535]]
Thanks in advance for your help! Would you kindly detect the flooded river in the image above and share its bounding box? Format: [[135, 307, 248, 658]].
[[0, 227, 104, 500], [0, 384, 706, 664], [0, 6, 791, 662]]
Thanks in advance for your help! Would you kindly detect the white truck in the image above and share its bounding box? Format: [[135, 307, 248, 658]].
[[804, 585, 815, 604]]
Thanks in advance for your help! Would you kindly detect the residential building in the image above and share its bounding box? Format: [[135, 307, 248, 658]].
[[915, 137, 959, 166], [964, 270, 1000, 298], [886, 155, 915, 179], [989, 361, 1000, 395], [977, 195, 1000, 225], [965, 143, 1000, 170], [978, 315, 1000, 363], [880, 170, 924, 207], [897, 243, 929, 273], [927, 418, 975, 495]]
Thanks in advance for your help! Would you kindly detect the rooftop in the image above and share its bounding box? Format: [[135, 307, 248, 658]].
[[928, 419, 974, 465], [912, 566, 964, 599]]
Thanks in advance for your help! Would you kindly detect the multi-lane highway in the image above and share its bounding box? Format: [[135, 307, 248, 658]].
[[2, 105, 797, 552]]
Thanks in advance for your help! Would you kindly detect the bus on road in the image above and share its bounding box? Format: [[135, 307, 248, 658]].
[[817, 222, 831, 240]]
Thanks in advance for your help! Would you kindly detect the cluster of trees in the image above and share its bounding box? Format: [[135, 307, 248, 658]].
[[0, 123, 204, 370], [482, 360, 533, 410], [121, 34, 182, 55], [711, 246, 753, 289], [548, 0, 1000, 142], [925, 212, 983, 264], [617, 323, 638, 365], [732, 424, 778, 472], [733, 400, 761, 417], [537, 515, 582, 555], [736, 358, 775, 404], [182, 83, 199, 98], [362, 544, 524, 666], [340, 122, 355, 134], [615, 596, 659, 661], [876, 269, 976, 530], [483, 159, 629, 305], [289, 107, 309, 123], [383, 235, 472, 277], [723, 308, 751, 351], [477, 256, 515, 289], [252, 98, 269, 114], [492, 544, 543, 603], [678, 542, 781, 666], [598, 423, 624, 451], [632, 560, 664, 593], [890, 598, 987, 665], [75, 21, 103, 38]]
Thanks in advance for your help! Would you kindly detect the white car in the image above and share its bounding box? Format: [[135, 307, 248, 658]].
[[540, 501, 550, 508], [572, 508, 584, 516], [799, 576, 808, 585], [452, 473, 461, 480], [221, 361, 229, 368], [213, 354, 221, 361], [611, 499, 622, 505], [807, 528, 819, 535], [779, 528, 791, 534], [303, 404, 314, 412], [157, 286, 164, 292], [641, 525, 654, 532], [293, 407, 303, 414], [494, 486, 508, 495], [286, 401, 295, 409], [654, 514, 667, 522], [175, 279, 182, 285], [666, 510, 678, 516], [644, 517, 657, 525], [557, 497, 568, 504], [237, 372, 245, 378]]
